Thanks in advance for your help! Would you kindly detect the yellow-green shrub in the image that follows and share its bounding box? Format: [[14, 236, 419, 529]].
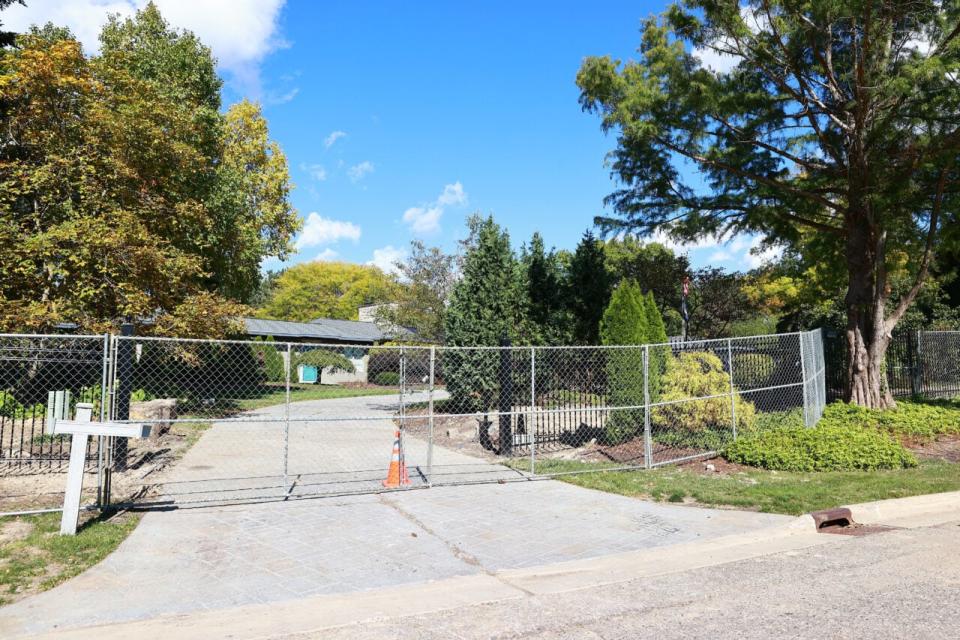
[[653, 351, 756, 435]]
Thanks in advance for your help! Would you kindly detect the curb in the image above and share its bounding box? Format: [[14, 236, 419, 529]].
[[841, 490, 960, 528]]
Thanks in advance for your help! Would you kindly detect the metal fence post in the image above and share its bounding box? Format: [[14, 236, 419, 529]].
[[498, 336, 513, 456], [799, 332, 810, 428], [96, 333, 110, 509], [727, 338, 738, 441], [530, 346, 536, 475], [399, 345, 406, 445], [643, 345, 652, 469], [915, 329, 924, 396], [112, 322, 135, 472], [427, 345, 435, 484], [283, 342, 291, 492]]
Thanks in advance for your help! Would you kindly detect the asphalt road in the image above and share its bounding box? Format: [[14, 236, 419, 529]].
[[307, 520, 960, 640]]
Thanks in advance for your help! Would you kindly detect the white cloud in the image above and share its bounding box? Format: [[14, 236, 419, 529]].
[[296, 213, 361, 249], [324, 130, 347, 149], [436, 181, 467, 206], [402, 205, 444, 235], [5, 0, 288, 97], [402, 182, 468, 235], [302, 163, 327, 182], [367, 245, 406, 276], [708, 249, 732, 263], [347, 161, 375, 183], [312, 248, 339, 262]]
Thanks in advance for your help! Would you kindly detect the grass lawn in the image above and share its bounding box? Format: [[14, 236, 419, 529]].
[[526, 459, 960, 515], [234, 385, 397, 411], [0, 511, 140, 606]]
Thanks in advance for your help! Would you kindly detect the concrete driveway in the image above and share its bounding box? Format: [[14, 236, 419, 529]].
[[0, 393, 789, 637]]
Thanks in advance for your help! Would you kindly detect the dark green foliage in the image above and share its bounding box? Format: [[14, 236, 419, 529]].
[[445, 216, 518, 412], [374, 371, 401, 387], [724, 424, 917, 472], [252, 337, 285, 383], [292, 349, 354, 375], [599, 280, 647, 443], [567, 231, 612, 345], [520, 232, 570, 345], [132, 341, 265, 406]]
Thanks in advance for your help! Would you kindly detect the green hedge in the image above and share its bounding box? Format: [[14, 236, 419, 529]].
[[373, 371, 400, 386], [724, 424, 917, 471]]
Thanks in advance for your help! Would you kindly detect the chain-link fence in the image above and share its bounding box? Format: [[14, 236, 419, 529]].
[[1, 329, 828, 512], [0, 334, 109, 513]]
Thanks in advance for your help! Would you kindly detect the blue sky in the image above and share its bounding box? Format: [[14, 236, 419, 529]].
[[8, 0, 776, 274]]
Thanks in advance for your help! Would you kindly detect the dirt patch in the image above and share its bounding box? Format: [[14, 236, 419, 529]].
[[0, 518, 33, 544], [906, 434, 960, 462], [402, 410, 716, 468], [0, 421, 209, 512], [677, 456, 749, 475]]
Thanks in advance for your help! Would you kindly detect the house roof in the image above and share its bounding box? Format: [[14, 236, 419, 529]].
[[242, 316, 410, 343]]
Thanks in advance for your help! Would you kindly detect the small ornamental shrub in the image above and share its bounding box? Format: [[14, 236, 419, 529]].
[[724, 424, 917, 471], [731, 352, 777, 388], [292, 349, 355, 382], [653, 351, 757, 437], [599, 280, 647, 444], [374, 371, 401, 386]]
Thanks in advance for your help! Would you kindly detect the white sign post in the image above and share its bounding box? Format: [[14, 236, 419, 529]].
[[54, 402, 150, 535]]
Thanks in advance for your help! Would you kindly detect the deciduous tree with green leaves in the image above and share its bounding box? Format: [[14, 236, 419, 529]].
[[577, 1, 960, 408], [257, 262, 400, 322]]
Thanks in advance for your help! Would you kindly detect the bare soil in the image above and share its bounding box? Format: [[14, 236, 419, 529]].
[[401, 409, 716, 468], [906, 434, 960, 463], [0, 422, 206, 512]]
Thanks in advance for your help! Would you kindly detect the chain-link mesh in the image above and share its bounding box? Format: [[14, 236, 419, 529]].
[[2, 329, 831, 511], [0, 334, 108, 512]]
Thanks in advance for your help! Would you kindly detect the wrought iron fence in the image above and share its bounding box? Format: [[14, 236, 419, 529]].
[[1, 329, 827, 512], [822, 329, 960, 401]]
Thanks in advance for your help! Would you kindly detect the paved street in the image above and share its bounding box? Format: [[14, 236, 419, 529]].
[[307, 519, 960, 640]]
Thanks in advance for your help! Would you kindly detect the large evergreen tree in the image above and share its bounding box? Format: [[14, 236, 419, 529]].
[[599, 280, 648, 443], [578, 1, 960, 408], [444, 216, 518, 412], [567, 230, 612, 345]]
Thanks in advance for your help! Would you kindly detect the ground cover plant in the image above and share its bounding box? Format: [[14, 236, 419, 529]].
[[0, 511, 140, 606]]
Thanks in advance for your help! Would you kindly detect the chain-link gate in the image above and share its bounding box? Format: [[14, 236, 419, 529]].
[[2, 329, 832, 512]]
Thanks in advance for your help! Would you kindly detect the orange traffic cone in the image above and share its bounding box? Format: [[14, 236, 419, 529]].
[[382, 427, 410, 487]]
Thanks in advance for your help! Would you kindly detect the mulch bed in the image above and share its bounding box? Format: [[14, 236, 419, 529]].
[[905, 434, 960, 463]]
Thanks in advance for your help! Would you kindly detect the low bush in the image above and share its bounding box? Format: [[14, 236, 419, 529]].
[[724, 423, 917, 471], [373, 371, 400, 386], [653, 352, 757, 434], [818, 399, 960, 441]]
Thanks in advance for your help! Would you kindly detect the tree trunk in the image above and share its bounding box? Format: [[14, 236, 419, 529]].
[[844, 217, 896, 408]]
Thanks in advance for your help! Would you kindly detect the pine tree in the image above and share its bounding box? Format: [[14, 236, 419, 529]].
[[599, 280, 647, 443], [444, 216, 517, 412], [568, 231, 612, 345]]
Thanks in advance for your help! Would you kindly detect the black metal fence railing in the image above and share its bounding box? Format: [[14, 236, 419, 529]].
[[822, 329, 960, 402]]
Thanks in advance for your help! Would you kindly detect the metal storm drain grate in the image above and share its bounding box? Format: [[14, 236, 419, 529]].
[[809, 507, 900, 537]]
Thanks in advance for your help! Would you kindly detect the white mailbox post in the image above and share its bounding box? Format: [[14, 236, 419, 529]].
[[54, 402, 150, 535]]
